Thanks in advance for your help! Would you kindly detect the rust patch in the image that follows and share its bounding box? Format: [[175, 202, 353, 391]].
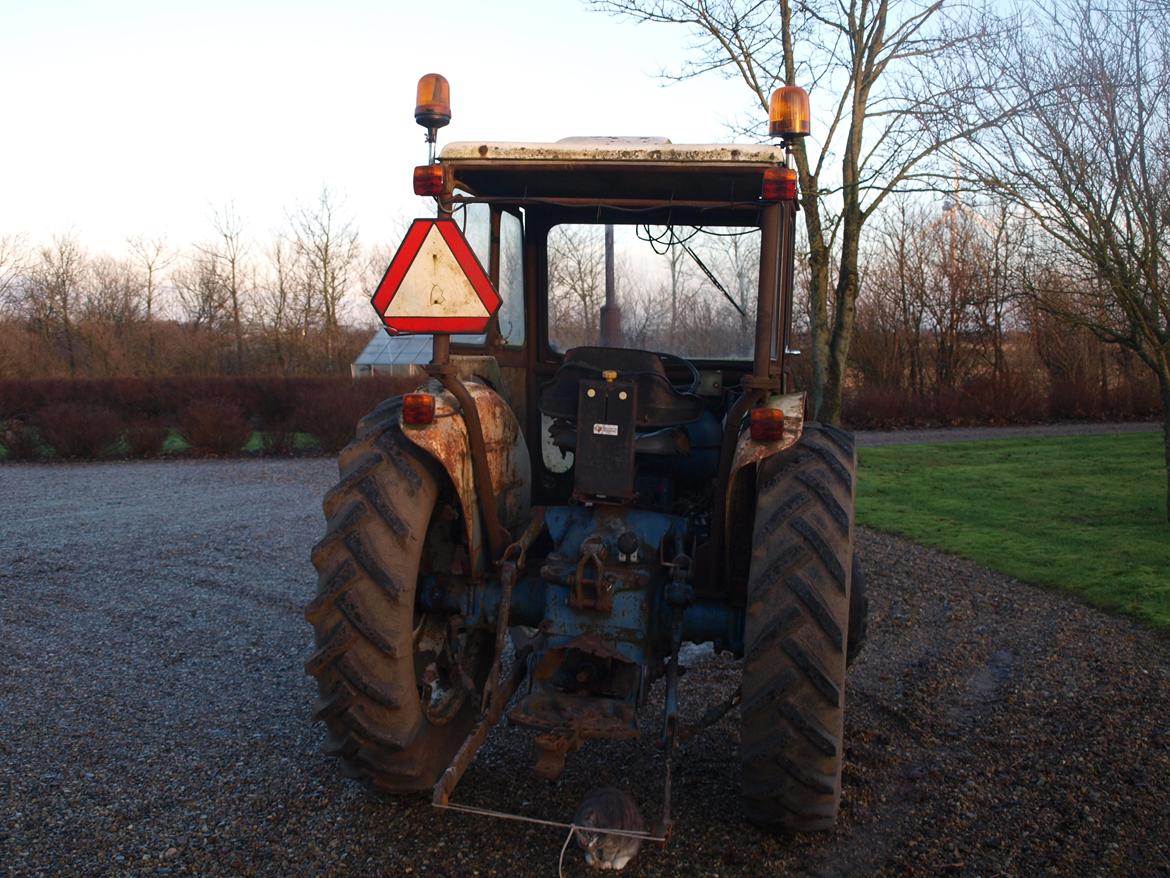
[[724, 392, 805, 560], [400, 382, 531, 578], [509, 692, 640, 740]]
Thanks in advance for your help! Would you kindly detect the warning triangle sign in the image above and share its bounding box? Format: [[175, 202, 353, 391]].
[[371, 217, 501, 334]]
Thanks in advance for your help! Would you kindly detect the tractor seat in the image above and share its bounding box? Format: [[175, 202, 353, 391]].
[[538, 346, 705, 429]]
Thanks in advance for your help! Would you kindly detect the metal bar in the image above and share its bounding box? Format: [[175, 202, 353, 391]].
[[486, 208, 503, 346], [447, 194, 765, 211], [777, 201, 797, 377], [707, 386, 761, 588], [600, 223, 622, 345], [479, 509, 547, 716], [479, 559, 516, 718], [427, 304, 505, 562], [431, 369, 510, 561], [418, 574, 546, 629], [655, 605, 683, 839], [704, 202, 781, 591], [754, 203, 781, 381], [431, 333, 450, 367], [432, 646, 533, 807]]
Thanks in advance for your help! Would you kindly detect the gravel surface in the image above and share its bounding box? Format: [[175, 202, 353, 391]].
[[855, 420, 1160, 446], [3, 458, 1169, 877]]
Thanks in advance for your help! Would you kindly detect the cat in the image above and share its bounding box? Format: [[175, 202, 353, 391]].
[[572, 787, 646, 871]]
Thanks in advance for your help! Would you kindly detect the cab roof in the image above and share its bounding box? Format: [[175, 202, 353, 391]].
[[438, 137, 784, 212], [440, 137, 784, 165]]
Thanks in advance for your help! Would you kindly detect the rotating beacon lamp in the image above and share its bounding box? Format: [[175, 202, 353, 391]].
[[414, 73, 451, 194], [767, 84, 811, 196]]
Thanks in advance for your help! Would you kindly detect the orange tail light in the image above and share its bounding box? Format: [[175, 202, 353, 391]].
[[762, 167, 798, 201], [750, 407, 786, 441], [413, 164, 445, 196], [403, 393, 436, 425]]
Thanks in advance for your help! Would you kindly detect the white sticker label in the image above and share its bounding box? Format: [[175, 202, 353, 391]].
[[593, 423, 619, 436]]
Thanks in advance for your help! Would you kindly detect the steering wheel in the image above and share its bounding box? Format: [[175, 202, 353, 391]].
[[654, 351, 701, 395]]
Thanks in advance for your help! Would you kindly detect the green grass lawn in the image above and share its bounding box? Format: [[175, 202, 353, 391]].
[[857, 433, 1170, 627]]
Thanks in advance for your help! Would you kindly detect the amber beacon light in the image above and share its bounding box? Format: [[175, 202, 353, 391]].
[[415, 74, 451, 133], [769, 85, 811, 139]]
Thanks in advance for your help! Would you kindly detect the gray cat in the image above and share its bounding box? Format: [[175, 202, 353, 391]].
[[572, 787, 646, 871]]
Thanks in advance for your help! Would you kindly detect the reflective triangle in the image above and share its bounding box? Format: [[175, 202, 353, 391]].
[[383, 225, 490, 320]]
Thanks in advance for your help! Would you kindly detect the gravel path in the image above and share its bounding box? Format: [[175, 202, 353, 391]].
[[2, 459, 1169, 877], [856, 419, 1160, 446]]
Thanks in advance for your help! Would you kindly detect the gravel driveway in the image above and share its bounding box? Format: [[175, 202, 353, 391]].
[[2, 458, 1169, 877]]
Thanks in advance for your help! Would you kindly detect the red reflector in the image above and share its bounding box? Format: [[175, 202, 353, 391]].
[[413, 164, 445, 196], [750, 407, 786, 441], [762, 167, 798, 201], [403, 393, 436, 425]]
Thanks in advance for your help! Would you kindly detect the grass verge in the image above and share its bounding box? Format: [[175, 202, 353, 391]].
[[857, 432, 1170, 627]]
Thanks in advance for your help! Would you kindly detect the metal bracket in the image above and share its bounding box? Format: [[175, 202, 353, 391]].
[[569, 537, 614, 612]]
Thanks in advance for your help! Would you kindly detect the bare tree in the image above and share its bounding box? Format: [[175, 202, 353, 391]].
[[173, 249, 228, 330], [24, 234, 87, 375], [289, 188, 361, 369], [127, 236, 174, 372], [664, 241, 693, 349], [963, 0, 1170, 517], [548, 225, 606, 349], [199, 205, 250, 373], [595, 0, 1004, 422], [256, 238, 298, 374], [865, 198, 931, 392], [0, 234, 27, 318], [127, 236, 174, 323], [702, 228, 761, 338]]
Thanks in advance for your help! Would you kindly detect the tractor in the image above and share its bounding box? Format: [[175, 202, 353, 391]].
[[305, 73, 868, 839]]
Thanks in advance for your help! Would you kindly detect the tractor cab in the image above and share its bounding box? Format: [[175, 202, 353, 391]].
[[429, 134, 802, 535]]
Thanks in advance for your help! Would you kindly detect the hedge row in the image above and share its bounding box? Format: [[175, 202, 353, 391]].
[[2, 370, 1161, 460], [0, 375, 416, 460], [841, 372, 1162, 430]]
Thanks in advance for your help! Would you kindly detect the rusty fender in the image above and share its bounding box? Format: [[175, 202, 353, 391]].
[[723, 391, 805, 553], [401, 380, 531, 579]]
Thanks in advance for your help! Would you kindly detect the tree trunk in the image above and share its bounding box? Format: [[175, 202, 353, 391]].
[[821, 260, 859, 425], [807, 244, 831, 420]]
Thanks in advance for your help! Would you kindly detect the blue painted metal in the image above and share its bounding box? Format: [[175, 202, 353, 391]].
[[538, 505, 692, 666], [544, 505, 689, 557], [419, 574, 546, 629], [421, 504, 743, 657]]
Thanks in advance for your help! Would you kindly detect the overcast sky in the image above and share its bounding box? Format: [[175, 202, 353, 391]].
[[0, 0, 766, 256]]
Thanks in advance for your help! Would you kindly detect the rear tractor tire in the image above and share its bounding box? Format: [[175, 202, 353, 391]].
[[304, 398, 491, 792], [740, 423, 856, 832]]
